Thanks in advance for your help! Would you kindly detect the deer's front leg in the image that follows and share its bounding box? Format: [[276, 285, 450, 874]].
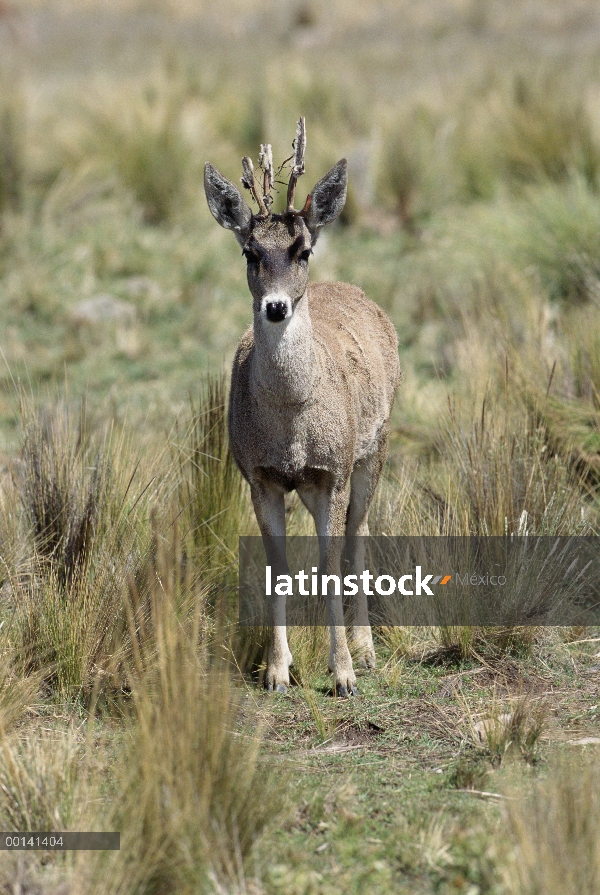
[[250, 480, 293, 693]]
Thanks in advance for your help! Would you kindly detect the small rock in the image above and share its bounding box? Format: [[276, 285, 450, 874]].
[[122, 276, 162, 300], [473, 713, 513, 741], [71, 294, 136, 326]]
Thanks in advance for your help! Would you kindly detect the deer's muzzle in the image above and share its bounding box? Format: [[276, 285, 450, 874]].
[[265, 300, 288, 322]]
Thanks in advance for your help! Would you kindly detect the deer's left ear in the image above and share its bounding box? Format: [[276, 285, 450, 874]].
[[303, 159, 347, 243], [204, 162, 252, 245]]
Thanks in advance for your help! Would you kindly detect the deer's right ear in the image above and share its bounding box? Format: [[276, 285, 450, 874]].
[[204, 163, 252, 244]]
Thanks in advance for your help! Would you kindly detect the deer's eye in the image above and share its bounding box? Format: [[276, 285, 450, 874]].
[[298, 249, 312, 263], [242, 248, 260, 264]]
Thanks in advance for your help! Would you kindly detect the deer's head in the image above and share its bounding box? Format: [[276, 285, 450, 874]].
[[204, 119, 347, 324]]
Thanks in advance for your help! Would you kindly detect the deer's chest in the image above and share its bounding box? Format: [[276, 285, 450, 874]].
[[240, 399, 352, 480]]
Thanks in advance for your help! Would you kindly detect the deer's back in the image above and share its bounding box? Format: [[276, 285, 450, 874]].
[[308, 281, 401, 397]]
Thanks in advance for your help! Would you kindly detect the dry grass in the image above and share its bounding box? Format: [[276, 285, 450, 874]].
[[0, 432, 281, 894], [173, 373, 251, 583], [0, 727, 84, 834], [0, 73, 24, 215], [460, 691, 547, 767], [75, 527, 280, 895], [2, 398, 159, 701], [504, 755, 600, 894], [440, 396, 593, 537]]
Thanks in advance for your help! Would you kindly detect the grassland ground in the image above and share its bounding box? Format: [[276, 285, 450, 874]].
[[0, 1, 599, 892], [250, 640, 600, 895]]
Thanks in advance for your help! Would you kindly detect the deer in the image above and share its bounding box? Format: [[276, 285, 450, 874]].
[[204, 119, 401, 696]]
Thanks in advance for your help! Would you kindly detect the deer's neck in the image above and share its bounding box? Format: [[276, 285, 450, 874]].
[[252, 292, 318, 405]]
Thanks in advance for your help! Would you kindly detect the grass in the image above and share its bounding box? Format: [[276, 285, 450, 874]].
[[517, 179, 600, 302], [0, 0, 599, 891], [70, 69, 199, 225], [440, 395, 592, 536], [173, 373, 251, 582], [0, 75, 24, 215], [0, 727, 83, 834], [504, 755, 600, 894], [488, 71, 600, 191], [84, 565, 280, 895], [3, 396, 159, 701]]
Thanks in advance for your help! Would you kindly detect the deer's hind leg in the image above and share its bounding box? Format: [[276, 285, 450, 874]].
[[345, 431, 389, 669], [250, 478, 293, 693]]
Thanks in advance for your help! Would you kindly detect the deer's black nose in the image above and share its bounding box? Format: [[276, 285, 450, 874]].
[[266, 301, 288, 322]]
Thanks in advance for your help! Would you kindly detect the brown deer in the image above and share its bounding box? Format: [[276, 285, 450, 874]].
[[204, 120, 401, 696]]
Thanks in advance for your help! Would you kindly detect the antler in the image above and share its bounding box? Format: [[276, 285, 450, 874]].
[[241, 156, 268, 217], [258, 143, 274, 211], [286, 117, 306, 212], [240, 120, 306, 216]]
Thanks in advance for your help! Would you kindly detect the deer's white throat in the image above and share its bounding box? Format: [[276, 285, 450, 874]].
[[253, 292, 318, 405]]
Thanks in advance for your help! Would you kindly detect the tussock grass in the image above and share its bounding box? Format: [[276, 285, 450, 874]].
[[0, 75, 25, 216], [0, 641, 42, 733], [491, 72, 600, 190], [504, 755, 600, 894], [62, 70, 199, 225], [441, 397, 590, 536], [20, 406, 113, 589], [174, 372, 250, 583], [562, 306, 600, 405], [438, 624, 541, 662], [79, 539, 280, 895], [0, 426, 281, 892], [0, 727, 89, 894], [0, 727, 83, 834], [517, 180, 600, 303], [4, 397, 159, 701], [462, 692, 547, 767]]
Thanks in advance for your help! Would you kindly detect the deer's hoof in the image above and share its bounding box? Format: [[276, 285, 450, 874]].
[[335, 682, 358, 698], [355, 651, 376, 671], [265, 672, 289, 694]]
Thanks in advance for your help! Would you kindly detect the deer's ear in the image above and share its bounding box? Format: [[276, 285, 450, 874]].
[[204, 163, 252, 244], [304, 159, 347, 242]]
